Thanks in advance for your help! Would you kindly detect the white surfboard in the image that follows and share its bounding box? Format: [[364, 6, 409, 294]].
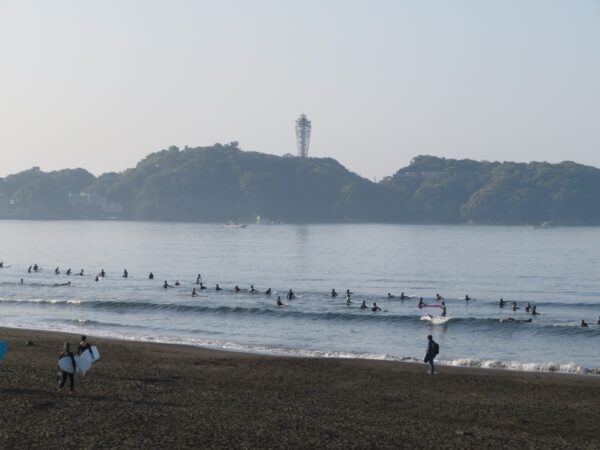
[[58, 355, 92, 374], [420, 315, 450, 325], [79, 346, 100, 363]]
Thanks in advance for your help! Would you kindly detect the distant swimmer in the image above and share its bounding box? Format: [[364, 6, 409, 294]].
[[66, 268, 71, 276], [531, 305, 539, 315], [122, 269, 128, 278], [78, 269, 84, 276], [265, 288, 272, 295], [512, 302, 519, 311], [28, 266, 32, 273], [199, 283, 206, 290], [372, 303, 381, 312], [387, 293, 395, 299], [100, 269, 106, 277], [464, 295, 471, 301], [525, 302, 531, 313], [436, 293, 443, 301], [192, 288, 198, 297], [499, 298, 505, 308], [331, 289, 338, 297], [20, 278, 24, 284], [175, 280, 181, 286], [196, 274, 202, 285], [441, 301, 447, 317], [287, 289, 295, 300], [216, 284, 222, 291], [53, 282, 71, 287], [581, 320, 588, 328], [418, 298, 424, 309], [55, 267, 60, 275], [360, 300, 367, 309], [250, 285, 256, 293], [400, 292, 408, 300], [235, 285, 241, 292], [276, 296, 287, 307], [163, 280, 173, 289], [0, 262, 3, 268], [148, 272, 154, 280], [33, 264, 39, 272]]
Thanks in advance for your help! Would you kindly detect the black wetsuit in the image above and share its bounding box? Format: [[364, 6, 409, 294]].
[[58, 351, 76, 391]]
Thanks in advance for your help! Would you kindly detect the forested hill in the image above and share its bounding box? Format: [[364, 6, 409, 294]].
[[1, 145, 599, 225]]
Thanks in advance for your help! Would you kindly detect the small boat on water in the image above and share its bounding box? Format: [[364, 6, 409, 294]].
[[223, 222, 248, 228]]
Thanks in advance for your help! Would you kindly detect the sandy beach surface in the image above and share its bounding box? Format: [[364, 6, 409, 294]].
[[0, 327, 599, 449]]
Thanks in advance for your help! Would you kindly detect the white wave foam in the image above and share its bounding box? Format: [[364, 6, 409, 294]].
[[442, 357, 591, 374]]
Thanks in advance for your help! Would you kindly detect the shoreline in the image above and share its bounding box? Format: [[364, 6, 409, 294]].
[[1, 326, 600, 448], [1, 324, 597, 378]]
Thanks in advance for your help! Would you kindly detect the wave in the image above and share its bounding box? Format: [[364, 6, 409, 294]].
[[441, 357, 599, 375]]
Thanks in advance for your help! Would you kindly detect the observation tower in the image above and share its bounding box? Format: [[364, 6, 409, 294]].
[[295, 114, 311, 158]]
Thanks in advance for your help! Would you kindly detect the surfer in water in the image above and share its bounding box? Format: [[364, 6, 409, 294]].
[[265, 288, 272, 295], [331, 289, 338, 297], [597, 316, 600, 325], [199, 282, 206, 290], [276, 296, 286, 307], [20, 278, 23, 284], [78, 269, 84, 276], [33, 264, 39, 272], [250, 285, 256, 293], [581, 320, 588, 328], [441, 301, 447, 317], [175, 280, 181, 286], [499, 298, 505, 307], [163, 280, 173, 289], [287, 289, 295, 300], [464, 295, 471, 301], [418, 298, 424, 309], [66, 268, 71, 276], [371, 303, 381, 312], [512, 302, 519, 311], [122, 269, 128, 278], [436, 293, 443, 301], [55, 267, 60, 275], [148, 272, 154, 280], [196, 274, 202, 285], [387, 293, 395, 299], [100, 269, 106, 277], [346, 296, 352, 305], [235, 285, 241, 292], [346, 289, 352, 298], [95, 275, 99, 282], [400, 292, 408, 300], [360, 300, 367, 309], [58, 343, 76, 392], [531, 305, 539, 315], [28, 266, 32, 273], [53, 282, 71, 287], [192, 288, 198, 297], [216, 284, 222, 291]]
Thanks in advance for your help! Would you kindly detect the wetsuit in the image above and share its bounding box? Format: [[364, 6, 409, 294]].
[[58, 351, 76, 391], [77, 342, 93, 360], [426, 340, 436, 374]]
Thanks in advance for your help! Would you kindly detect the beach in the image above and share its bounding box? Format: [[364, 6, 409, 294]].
[[0, 327, 599, 449]]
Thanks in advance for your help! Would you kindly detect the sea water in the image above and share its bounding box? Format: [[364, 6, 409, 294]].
[[0, 221, 598, 374]]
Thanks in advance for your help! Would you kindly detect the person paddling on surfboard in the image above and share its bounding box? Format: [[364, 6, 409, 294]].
[[58, 343, 76, 392]]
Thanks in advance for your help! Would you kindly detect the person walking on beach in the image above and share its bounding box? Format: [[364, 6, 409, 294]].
[[58, 343, 76, 392], [424, 335, 439, 375], [77, 335, 94, 364]]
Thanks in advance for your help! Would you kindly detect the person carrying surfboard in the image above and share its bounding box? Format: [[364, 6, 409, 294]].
[[58, 343, 76, 392], [77, 335, 93, 360]]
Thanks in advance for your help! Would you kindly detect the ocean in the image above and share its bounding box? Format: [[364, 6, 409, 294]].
[[0, 220, 598, 374]]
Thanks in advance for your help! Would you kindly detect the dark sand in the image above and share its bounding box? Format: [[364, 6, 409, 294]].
[[0, 327, 599, 449]]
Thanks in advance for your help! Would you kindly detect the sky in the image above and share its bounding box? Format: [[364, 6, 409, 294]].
[[1, 0, 599, 180]]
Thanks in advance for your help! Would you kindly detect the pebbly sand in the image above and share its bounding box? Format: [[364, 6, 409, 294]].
[[0, 327, 599, 449]]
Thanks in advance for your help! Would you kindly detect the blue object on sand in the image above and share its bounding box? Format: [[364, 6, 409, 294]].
[[0, 341, 7, 361]]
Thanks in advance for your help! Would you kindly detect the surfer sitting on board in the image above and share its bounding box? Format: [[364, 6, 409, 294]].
[[265, 288, 272, 295], [216, 284, 222, 291], [163, 281, 173, 289], [387, 293, 395, 299], [276, 296, 287, 307], [199, 282, 206, 290], [78, 269, 84, 276], [465, 295, 471, 301], [331, 289, 338, 297], [400, 292, 408, 300], [235, 285, 241, 292], [58, 343, 76, 392], [360, 300, 367, 309], [371, 303, 381, 312], [149, 272, 154, 279], [436, 293, 443, 301], [250, 285, 256, 293], [581, 320, 588, 328]]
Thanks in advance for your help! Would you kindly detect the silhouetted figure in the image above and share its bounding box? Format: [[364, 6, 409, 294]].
[[216, 284, 222, 291], [581, 320, 588, 328], [287, 289, 295, 300], [372, 303, 381, 312], [122, 269, 128, 278], [192, 288, 198, 297], [265, 288, 272, 295], [331, 289, 338, 297], [149, 272, 154, 280]]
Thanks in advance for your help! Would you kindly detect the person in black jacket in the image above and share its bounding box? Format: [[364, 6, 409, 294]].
[[424, 335, 438, 375], [58, 343, 76, 392]]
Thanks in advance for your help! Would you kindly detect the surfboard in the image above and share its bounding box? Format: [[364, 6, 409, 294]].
[[420, 315, 450, 325], [58, 355, 92, 374], [0, 341, 7, 361], [78, 346, 100, 363]]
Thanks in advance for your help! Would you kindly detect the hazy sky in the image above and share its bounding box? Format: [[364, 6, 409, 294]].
[[1, 1, 599, 179]]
